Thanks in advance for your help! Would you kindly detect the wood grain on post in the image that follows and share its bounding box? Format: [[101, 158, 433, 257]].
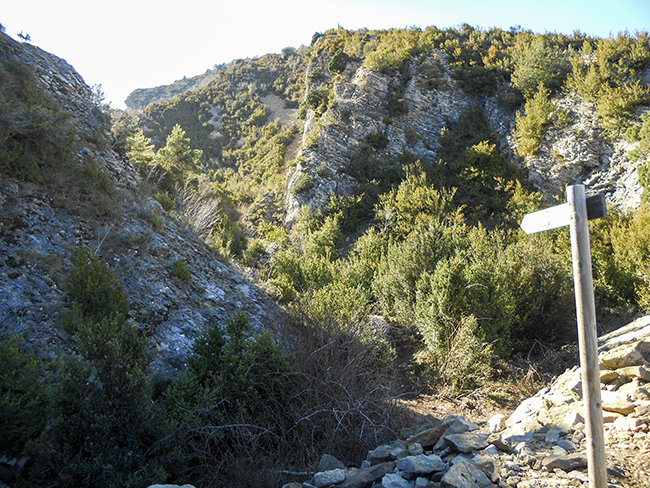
[[567, 185, 607, 488]]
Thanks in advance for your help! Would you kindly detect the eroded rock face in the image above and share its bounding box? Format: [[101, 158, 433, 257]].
[[285, 49, 646, 225], [0, 32, 287, 378]]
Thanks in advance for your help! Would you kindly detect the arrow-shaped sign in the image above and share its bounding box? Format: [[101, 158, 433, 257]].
[[520, 194, 607, 234]]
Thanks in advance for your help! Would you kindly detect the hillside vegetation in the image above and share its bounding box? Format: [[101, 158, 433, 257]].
[[1, 23, 650, 488], [116, 25, 650, 373]]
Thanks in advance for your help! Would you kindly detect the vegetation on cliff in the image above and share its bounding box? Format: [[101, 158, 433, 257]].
[[2, 23, 650, 487]]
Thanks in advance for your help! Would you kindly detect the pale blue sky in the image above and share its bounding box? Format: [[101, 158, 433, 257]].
[[2, 0, 648, 109]]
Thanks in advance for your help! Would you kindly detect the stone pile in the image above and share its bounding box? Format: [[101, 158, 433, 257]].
[[279, 316, 650, 488]]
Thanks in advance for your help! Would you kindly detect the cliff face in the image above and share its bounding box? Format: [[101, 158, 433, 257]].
[[284, 43, 644, 223], [0, 32, 286, 378]]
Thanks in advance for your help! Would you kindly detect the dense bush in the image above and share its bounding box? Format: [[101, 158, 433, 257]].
[[65, 247, 129, 327], [328, 49, 350, 74], [26, 249, 174, 488], [510, 35, 571, 96], [366, 132, 389, 150], [514, 84, 554, 156], [0, 336, 50, 456], [566, 32, 650, 138], [0, 56, 74, 183]]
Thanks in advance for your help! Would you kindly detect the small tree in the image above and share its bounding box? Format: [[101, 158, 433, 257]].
[[156, 124, 203, 179], [125, 129, 156, 166], [514, 84, 554, 156], [511, 35, 571, 97]]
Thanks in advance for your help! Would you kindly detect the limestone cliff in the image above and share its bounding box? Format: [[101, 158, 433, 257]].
[[285, 41, 645, 223]]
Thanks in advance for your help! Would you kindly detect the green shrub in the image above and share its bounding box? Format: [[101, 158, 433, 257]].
[[452, 66, 499, 96], [566, 33, 650, 139], [292, 172, 315, 194], [510, 35, 571, 96], [29, 317, 169, 488], [365, 132, 389, 150], [0, 58, 75, 183], [162, 311, 299, 479], [305, 87, 331, 116], [423, 315, 494, 394], [514, 84, 554, 156], [418, 59, 445, 91], [607, 204, 650, 311], [29, 250, 173, 488], [364, 29, 419, 74], [385, 81, 409, 116], [413, 226, 575, 357], [172, 258, 191, 282], [66, 247, 129, 327], [0, 336, 50, 455], [329, 49, 350, 74]]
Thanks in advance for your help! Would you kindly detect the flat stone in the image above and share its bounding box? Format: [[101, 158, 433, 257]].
[[613, 416, 649, 431], [367, 445, 394, 464], [506, 396, 546, 429], [408, 443, 424, 456], [381, 473, 411, 488], [444, 433, 489, 453], [440, 460, 494, 488], [602, 398, 636, 415], [148, 485, 197, 488], [599, 341, 650, 369], [602, 411, 624, 423], [557, 438, 576, 451], [537, 402, 582, 429], [599, 369, 619, 383], [407, 417, 454, 449], [544, 427, 565, 444], [338, 462, 395, 488], [541, 452, 587, 471], [618, 365, 650, 381], [396, 454, 445, 474], [558, 410, 585, 431], [314, 469, 346, 487]]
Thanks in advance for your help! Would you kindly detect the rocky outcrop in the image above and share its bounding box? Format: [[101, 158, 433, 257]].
[[0, 32, 287, 378], [285, 46, 646, 224], [285, 52, 479, 224], [276, 316, 650, 488], [523, 95, 644, 210]]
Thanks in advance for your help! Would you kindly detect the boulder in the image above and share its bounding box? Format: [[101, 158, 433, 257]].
[[444, 433, 489, 453], [337, 462, 395, 488], [319, 454, 346, 472], [395, 454, 446, 475], [440, 460, 495, 488], [313, 469, 346, 487]]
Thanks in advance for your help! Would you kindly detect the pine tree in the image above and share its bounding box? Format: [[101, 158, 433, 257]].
[[156, 124, 203, 178], [125, 129, 156, 166]]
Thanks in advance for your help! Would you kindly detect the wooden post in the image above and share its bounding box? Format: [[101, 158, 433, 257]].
[[567, 185, 607, 488], [521, 185, 608, 488]]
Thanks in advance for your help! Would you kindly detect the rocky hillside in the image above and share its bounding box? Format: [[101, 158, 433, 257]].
[[125, 63, 230, 110], [126, 28, 648, 229], [287, 47, 644, 222], [3, 25, 650, 488], [0, 31, 286, 378]]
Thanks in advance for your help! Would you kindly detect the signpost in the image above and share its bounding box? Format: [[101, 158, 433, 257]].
[[520, 185, 607, 488]]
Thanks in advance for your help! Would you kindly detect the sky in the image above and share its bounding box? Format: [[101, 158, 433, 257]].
[[2, 0, 649, 109]]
